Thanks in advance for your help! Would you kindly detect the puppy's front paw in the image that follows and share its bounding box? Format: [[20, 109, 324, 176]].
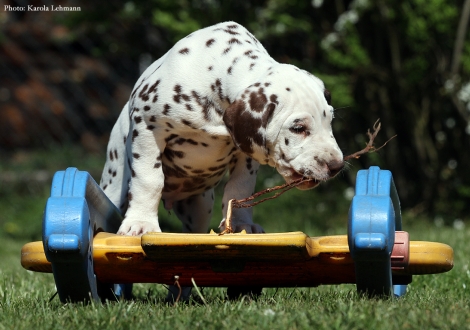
[[117, 220, 162, 236]]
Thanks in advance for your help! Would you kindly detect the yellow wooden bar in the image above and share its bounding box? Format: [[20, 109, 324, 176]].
[[21, 232, 453, 287]]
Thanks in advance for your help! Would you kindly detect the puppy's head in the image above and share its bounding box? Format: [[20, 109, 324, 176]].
[[223, 64, 343, 189]]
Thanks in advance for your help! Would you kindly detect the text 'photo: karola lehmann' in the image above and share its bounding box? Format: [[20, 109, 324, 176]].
[[3, 4, 81, 12]]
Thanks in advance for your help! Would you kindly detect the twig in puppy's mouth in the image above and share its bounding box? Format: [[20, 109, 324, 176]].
[[219, 119, 395, 234], [231, 177, 314, 209], [343, 119, 396, 161]]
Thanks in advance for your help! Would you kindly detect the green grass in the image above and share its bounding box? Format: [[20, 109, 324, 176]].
[[1, 222, 469, 330], [1, 147, 469, 329]]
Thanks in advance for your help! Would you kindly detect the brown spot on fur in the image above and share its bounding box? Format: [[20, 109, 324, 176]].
[[249, 89, 268, 112], [222, 29, 239, 35], [179, 48, 190, 55], [228, 38, 241, 44], [215, 79, 224, 102], [138, 84, 149, 101], [163, 104, 171, 115], [138, 80, 160, 102], [165, 134, 178, 143], [173, 85, 182, 103], [162, 163, 187, 178], [175, 138, 186, 145], [164, 148, 185, 161], [191, 90, 214, 121], [246, 157, 252, 170], [182, 119, 194, 128]]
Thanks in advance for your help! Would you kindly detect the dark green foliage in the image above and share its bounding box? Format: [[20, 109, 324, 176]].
[[1, 0, 469, 229]]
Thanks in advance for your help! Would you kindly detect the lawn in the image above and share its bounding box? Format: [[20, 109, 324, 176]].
[[0, 147, 468, 329], [1, 224, 468, 330]]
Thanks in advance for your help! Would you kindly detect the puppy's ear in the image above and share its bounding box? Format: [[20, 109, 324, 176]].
[[223, 98, 277, 158], [223, 100, 255, 155]]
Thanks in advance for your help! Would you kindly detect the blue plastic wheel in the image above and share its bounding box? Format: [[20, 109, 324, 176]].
[[42, 168, 122, 302], [348, 166, 406, 297]]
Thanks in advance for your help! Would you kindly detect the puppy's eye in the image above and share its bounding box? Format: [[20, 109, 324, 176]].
[[289, 124, 306, 134]]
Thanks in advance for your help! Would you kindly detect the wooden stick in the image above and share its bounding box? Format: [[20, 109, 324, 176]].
[[219, 199, 235, 235]]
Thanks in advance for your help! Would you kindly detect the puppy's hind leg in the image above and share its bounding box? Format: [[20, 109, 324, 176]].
[[174, 189, 214, 234]]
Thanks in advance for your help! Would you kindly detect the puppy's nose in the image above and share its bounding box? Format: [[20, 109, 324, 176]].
[[327, 160, 344, 177]]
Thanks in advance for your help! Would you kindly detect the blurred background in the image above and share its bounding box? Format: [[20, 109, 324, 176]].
[[1, 0, 469, 240]]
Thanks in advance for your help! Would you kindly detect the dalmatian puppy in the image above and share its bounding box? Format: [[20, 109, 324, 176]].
[[100, 21, 344, 238]]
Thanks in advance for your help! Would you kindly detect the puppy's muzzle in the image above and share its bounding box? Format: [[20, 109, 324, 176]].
[[327, 160, 344, 178]]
